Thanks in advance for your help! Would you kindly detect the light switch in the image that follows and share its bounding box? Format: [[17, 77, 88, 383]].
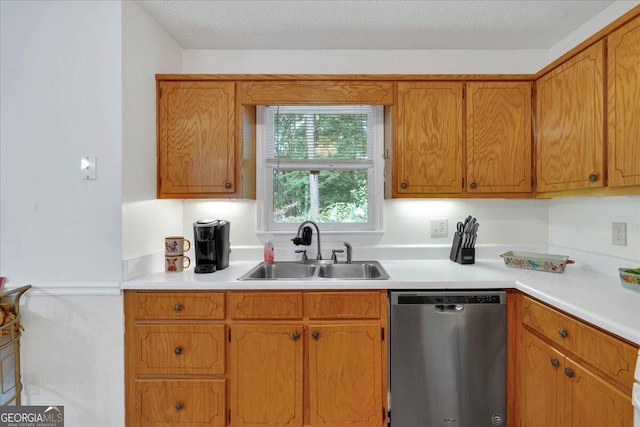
[[81, 156, 96, 180]]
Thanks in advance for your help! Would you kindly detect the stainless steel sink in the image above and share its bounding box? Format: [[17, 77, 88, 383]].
[[238, 260, 389, 281], [239, 262, 317, 280], [316, 262, 388, 279]]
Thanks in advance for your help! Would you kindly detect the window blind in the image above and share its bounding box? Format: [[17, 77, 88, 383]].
[[264, 105, 374, 162]]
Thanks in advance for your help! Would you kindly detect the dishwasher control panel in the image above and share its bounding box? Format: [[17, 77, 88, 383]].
[[396, 293, 503, 305]]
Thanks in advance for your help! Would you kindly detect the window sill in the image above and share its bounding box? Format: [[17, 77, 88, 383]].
[[255, 230, 384, 246]]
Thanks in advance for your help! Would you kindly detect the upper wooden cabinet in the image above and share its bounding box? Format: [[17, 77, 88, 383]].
[[394, 81, 532, 197], [608, 16, 640, 188], [157, 81, 241, 198], [466, 82, 532, 194], [394, 82, 464, 196], [536, 42, 605, 193]]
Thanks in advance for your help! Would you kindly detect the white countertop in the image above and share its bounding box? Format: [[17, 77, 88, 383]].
[[123, 259, 640, 346]]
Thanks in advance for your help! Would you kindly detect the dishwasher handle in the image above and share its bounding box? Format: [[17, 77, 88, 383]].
[[434, 304, 465, 313]]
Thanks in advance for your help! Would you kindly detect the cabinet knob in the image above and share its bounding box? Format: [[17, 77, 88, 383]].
[[175, 402, 184, 411], [470, 181, 478, 190], [174, 346, 183, 355], [400, 182, 408, 189], [564, 367, 574, 378], [291, 331, 300, 341], [224, 181, 233, 189], [588, 173, 598, 183], [558, 327, 568, 338], [550, 358, 559, 368], [174, 303, 183, 312], [312, 330, 321, 340]]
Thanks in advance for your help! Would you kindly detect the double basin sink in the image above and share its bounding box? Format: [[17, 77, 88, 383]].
[[238, 260, 390, 281]]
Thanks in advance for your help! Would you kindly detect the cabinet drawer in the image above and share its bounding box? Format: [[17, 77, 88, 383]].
[[228, 292, 303, 319], [132, 324, 225, 375], [132, 379, 225, 427], [131, 292, 224, 320], [305, 291, 381, 319], [520, 295, 637, 390]]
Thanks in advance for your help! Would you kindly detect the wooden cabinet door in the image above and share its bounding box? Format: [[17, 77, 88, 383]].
[[308, 324, 383, 427], [608, 16, 640, 187], [229, 324, 303, 427], [158, 81, 236, 198], [395, 82, 463, 196], [564, 357, 633, 427], [519, 329, 563, 427], [133, 379, 225, 427], [467, 82, 532, 194], [536, 42, 605, 192]]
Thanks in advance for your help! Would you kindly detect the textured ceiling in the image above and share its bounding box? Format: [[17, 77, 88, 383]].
[[136, 0, 616, 50]]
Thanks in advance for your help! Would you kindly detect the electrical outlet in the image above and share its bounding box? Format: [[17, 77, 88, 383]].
[[430, 219, 448, 238], [612, 222, 627, 246], [23, 372, 39, 395]]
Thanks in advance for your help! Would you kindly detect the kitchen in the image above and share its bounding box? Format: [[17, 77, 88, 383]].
[[1, 1, 640, 426]]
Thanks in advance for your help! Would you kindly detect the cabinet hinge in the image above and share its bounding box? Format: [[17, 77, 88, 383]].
[[462, 87, 465, 99], [228, 409, 231, 423], [382, 407, 386, 421], [381, 327, 385, 341], [462, 177, 465, 189], [228, 328, 231, 342]]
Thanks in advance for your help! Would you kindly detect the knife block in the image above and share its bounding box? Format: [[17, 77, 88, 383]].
[[449, 233, 475, 265]]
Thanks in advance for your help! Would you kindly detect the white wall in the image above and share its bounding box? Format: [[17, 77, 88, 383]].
[[549, 196, 640, 262], [1, 0, 122, 285], [1, 1, 125, 426], [183, 49, 548, 74], [121, 0, 183, 262], [547, 0, 640, 63]]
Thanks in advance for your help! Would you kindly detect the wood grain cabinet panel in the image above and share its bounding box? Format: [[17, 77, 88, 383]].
[[536, 41, 605, 192], [131, 292, 224, 320], [157, 81, 237, 198], [132, 324, 225, 376], [394, 82, 464, 196], [308, 324, 383, 427], [608, 16, 640, 187], [520, 295, 637, 391], [229, 324, 303, 427], [516, 294, 636, 427], [305, 291, 380, 319], [466, 82, 532, 193], [132, 379, 225, 427], [228, 292, 303, 319]]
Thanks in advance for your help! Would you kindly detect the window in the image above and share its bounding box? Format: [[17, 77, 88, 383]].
[[257, 105, 384, 235]]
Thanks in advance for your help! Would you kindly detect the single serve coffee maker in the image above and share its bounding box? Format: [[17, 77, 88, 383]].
[[193, 219, 230, 274]]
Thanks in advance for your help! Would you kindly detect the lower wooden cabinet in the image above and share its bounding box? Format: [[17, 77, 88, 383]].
[[229, 324, 304, 427], [132, 379, 226, 427], [125, 290, 388, 427], [516, 294, 637, 427]]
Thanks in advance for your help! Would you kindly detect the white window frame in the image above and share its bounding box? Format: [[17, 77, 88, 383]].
[[256, 105, 384, 242]]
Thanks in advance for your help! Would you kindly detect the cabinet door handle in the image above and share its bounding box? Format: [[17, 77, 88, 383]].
[[224, 181, 233, 189], [400, 182, 408, 189], [291, 331, 300, 341], [588, 173, 598, 183], [564, 367, 574, 378], [173, 303, 183, 312], [470, 181, 478, 190], [550, 358, 559, 368], [175, 402, 184, 411], [312, 330, 321, 340], [558, 327, 568, 338], [174, 346, 183, 355]]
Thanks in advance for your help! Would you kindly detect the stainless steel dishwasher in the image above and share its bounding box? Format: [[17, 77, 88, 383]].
[[389, 290, 507, 426]]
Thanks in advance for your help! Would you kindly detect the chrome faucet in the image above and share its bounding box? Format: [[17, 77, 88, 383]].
[[292, 221, 322, 260], [343, 241, 352, 264]]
